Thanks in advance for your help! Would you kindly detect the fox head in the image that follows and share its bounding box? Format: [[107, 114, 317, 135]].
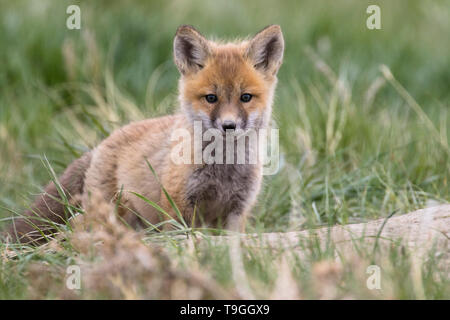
[[174, 25, 284, 133]]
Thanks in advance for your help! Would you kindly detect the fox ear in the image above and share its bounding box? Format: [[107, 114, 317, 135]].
[[246, 25, 284, 76], [174, 25, 211, 75]]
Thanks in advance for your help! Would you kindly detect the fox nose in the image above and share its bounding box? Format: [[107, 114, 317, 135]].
[[222, 120, 236, 131]]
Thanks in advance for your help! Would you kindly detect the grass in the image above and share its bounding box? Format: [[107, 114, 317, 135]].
[[0, 0, 449, 299]]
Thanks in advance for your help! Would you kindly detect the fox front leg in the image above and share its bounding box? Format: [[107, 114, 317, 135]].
[[225, 211, 247, 233]]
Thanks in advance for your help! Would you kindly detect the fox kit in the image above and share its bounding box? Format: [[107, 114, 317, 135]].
[[4, 25, 284, 244]]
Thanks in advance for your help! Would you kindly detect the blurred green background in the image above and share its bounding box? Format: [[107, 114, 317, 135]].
[[0, 0, 449, 229]]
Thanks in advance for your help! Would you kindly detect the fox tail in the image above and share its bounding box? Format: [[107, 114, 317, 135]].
[[2, 152, 92, 245]]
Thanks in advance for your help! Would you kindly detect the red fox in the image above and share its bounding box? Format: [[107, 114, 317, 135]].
[[4, 25, 284, 244]]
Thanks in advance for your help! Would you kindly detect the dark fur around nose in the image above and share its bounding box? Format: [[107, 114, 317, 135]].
[[222, 121, 236, 131]]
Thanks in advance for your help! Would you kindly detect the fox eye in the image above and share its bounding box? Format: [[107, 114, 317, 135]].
[[240, 93, 252, 103], [205, 94, 218, 104]]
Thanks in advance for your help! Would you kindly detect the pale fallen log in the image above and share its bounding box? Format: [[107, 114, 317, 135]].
[[173, 205, 450, 299], [192, 204, 450, 258]]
